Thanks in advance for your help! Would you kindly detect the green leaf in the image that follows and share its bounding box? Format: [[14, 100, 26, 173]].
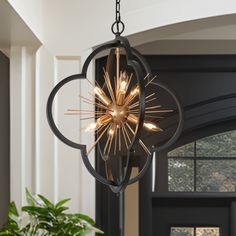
[[55, 206, 69, 214], [72, 213, 95, 225], [22, 206, 50, 218], [25, 188, 38, 206], [89, 225, 104, 234], [0, 231, 16, 235], [8, 202, 19, 217], [55, 198, 71, 209], [37, 194, 54, 208]]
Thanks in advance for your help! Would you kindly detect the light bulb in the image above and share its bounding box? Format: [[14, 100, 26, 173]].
[[108, 128, 115, 136], [84, 122, 98, 132], [108, 123, 117, 138], [131, 86, 139, 96], [94, 86, 111, 106], [143, 122, 162, 131], [94, 86, 102, 94], [120, 80, 127, 93], [127, 114, 162, 132], [124, 85, 139, 106]]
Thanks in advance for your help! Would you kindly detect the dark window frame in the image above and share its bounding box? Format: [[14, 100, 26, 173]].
[[154, 119, 236, 193]]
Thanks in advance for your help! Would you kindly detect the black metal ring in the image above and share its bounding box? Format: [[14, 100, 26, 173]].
[[111, 21, 125, 36], [125, 48, 184, 186]]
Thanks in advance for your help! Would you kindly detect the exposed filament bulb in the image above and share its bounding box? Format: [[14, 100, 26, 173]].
[[127, 114, 162, 132], [84, 114, 112, 132], [108, 124, 116, 136], [131, 86, 139, 96], [124, 85, 139, 106], [117, 72, 129, 105], [120, 80, 127, 93], [143, 122, 163, 132], [94, 86, 111, 106], [84, 122, 97, 132]]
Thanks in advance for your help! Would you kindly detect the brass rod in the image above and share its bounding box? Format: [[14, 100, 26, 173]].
[[107, 134, 114, 157], [128, 97, 157, 110], [118, 126, 121, 151], [130, 105, 162, 112], [145, 115, 164, 119], [65, 112, 104, 116], [122, 122, 131, 144], [121, 125, 128, 149], [87, 124, 110, 154], [66, 109, 105, 113], [145, 105, 162, 110], [145, 75, 157, 87], [102, 68, 116, 103], [80, 117, 95, 121], [80, 95, 109, 111], [126, 122, 151, 155], [130, 109, 173, 114], [88, 92, 108, 105], [82, 100, 111, 111], [103, 124, 113, 155], [128, 93, 156, 109], [143, 73, 150, 80], [127, 73, 133, 91], [114, 125, 118, 155], [116, 47, 120, 96]]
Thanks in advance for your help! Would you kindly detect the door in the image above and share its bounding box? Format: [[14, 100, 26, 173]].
[[153, 195, 229, 236]]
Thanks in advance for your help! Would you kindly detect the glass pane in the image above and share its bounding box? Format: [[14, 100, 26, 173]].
[[168, 143, 194, 157], [168, 159, 194, 192], [196, 130, 236, 157], [196, 227, 220, 236], [171, 227, 194, 236], [197, 160, 236, 192]]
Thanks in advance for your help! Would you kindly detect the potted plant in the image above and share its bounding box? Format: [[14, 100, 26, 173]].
[[0, 189, 103, 235]]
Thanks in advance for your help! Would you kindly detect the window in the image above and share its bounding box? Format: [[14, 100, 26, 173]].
[[171, 227, 220, 236], [168, 130, 236, 192]]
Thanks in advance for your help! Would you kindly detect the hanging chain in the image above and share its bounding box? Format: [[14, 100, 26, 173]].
[[111, 0, 125, 37]]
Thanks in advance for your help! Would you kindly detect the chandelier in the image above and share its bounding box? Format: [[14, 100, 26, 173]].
[[47, 0, 184, 193]]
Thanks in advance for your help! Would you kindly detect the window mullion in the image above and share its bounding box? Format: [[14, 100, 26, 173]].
[[194, 141, 197, 192]]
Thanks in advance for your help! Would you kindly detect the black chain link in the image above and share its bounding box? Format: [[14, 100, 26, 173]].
[[111, 0, 125, 36]]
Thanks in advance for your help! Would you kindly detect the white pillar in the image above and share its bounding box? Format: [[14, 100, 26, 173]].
[[35, 46, 56, 200], [10, 46, 38, 208]]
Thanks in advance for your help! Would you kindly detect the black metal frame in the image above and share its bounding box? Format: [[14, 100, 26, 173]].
[[46, 36, 184, 193]]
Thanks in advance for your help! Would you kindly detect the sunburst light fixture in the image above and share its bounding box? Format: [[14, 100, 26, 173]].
[[47, 0, 184, 193], [65, 49, 172, 157]]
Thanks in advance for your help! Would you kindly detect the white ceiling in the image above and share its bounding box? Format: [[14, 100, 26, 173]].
[[0, 1, 41, 49], [3, 0, 236, 55]]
